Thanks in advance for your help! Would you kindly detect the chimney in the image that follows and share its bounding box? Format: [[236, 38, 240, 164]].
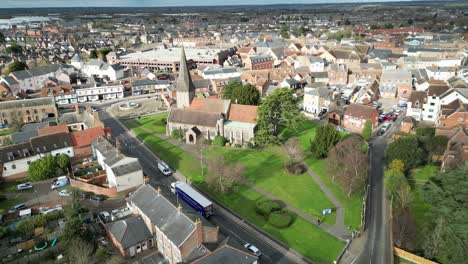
[[195, 218, 203, 244], [116, 138, 120, 157]]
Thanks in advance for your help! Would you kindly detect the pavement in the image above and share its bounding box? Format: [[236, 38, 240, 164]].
[[99, 107, 305, 264]]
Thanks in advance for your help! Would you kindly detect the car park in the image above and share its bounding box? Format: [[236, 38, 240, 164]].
[[244, 243, 262, 257], [90, 194, 106, 202], [16, 182, 33, 191], [59, 189, 72, 197], [99, 211, 111, 223]]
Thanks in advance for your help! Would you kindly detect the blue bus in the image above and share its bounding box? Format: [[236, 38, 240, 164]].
[[171, 181, 213, 217]]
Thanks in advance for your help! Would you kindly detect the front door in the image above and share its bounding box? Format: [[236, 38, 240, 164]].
[[136, 244, 142, 253], [129, 246, 135, 257], [142, 241, 147, 250]]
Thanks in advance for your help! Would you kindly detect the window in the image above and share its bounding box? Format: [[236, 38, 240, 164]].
[[428, 115, 433, 119], [429, 109, 434, 113], [12, 164, 16, 169], [27, 161, 31, 165], [430, 103, 435, 106], [3, 167, 6, 171]]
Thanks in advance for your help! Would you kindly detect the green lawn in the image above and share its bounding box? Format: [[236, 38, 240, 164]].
[[135, 112, 168, 135], [0, 198, 24, 214], [0, 129, 12, 136], [283, 120, 363, 230], [198, 183, 344, 262], [207, 147, 336, 224], [128, 117, 344, 262]]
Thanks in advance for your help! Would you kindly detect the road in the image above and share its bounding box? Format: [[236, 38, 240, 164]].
[[98, 108, 299, 264], [354, 115, 404, 264]]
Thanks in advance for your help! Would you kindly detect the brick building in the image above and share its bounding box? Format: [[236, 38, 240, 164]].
[[343, 103, 379, 133], [0, 97, 57, 127]]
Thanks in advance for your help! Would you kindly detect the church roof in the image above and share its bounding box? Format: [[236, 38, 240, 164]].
[[175, 47, 196, 93], [168, 108, 223, 127]]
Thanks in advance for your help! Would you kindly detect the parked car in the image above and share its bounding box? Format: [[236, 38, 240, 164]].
[[90, 195, 106, 202], [40, 205, 64, 215], [80, 191, 92, 200], [59, 189, 72, 197], [157, 161, 172, 176], [244, 243, 262, 257], [378, 122, 392, 136], [16, 182, 33, 191], [51, 176, 69, 190], [99, 211, 111, 223], [8, 203, 26, 213]]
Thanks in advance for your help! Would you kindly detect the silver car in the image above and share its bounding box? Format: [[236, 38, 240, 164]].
[[17, 182, 33, 191]]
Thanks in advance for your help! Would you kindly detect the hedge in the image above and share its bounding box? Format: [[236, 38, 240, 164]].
[[268, 210, 294, 228], [255, 199, 282, 217]]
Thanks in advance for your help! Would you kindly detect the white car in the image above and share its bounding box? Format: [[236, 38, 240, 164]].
[[100, 211, 111, 223], [58, 189, 72, 197], [17, 182, 33, 191], [244, 243, 262, 256]]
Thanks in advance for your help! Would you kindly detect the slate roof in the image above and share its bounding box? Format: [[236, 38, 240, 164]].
[[11, 130, 38, 144], [0, 97, 55, 111], [106, 216, 152, 249], [175, 47, 196, 93], [113, 161, 142, 177], [168, 108, 223, 128], [128, 184, 196, 247]]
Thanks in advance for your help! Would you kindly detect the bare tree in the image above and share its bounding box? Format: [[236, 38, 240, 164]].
[[283, 138, 304, 163], [67, 238, 95, 264], [206, 154, 244, 193], [327, 136, 368, 197]]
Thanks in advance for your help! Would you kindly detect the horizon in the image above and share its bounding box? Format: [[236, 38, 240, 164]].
[[1, 0, 449, 9]]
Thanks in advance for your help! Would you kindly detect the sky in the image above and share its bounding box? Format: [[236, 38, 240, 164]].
[[2, 0, 429, 8]]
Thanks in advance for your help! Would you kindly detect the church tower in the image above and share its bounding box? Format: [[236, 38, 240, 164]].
[[175, 47, 195, 108]]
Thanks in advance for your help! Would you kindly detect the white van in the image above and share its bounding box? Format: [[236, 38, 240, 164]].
[[158, 161, 172, 176]]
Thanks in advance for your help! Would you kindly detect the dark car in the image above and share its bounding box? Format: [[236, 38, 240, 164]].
[[80, 191, 93, 200], [90, 195, 106, 202]]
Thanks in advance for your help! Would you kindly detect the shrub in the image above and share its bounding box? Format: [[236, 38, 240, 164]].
[[285, 161, 306, 175], [160, 118, 167, 125], [95, 247, 107, 258], [255, 200, 282, 217], [0, 194, 6, 201], [213, 136, 226, 147], [15, 218, 35, 234], [170, 128, 184, 140], [34, 215, 47, 227], [45, 210, 65, 221], [234, 144, 242, 148], [416, 127, 435, 137], [268, 210, 294, 228]]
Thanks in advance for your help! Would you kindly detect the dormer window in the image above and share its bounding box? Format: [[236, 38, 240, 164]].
[[53, 144, 58, 148], [7, 152, 14, 161], [42, 146, 47, 151]]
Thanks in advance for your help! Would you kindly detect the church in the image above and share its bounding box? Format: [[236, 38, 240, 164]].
[[166, 48, 258, 145]]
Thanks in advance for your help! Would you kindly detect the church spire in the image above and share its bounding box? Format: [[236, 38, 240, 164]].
[[176, 47, 195, 93]]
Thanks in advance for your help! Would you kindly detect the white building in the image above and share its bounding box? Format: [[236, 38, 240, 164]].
[[93, 137, 144, 192], [76, 83, 124, 103], [9, 64, 75, 92], [303, 84, 333, 115], [81, 59, 125, 81], [201, 67, 241, 80], [0, 132, 74, 180], [426, 66, 457, 81]]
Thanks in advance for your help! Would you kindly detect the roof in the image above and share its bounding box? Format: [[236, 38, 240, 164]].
[[11, 130, 38, 144], [128, 184, 196, 247], [344, 103, 378, 119], [37, 124, 69, 136], [175, 47, 196, 93], [427, 84, 450, 97], [228, 104, 257, 124], [409, 91, 427, 107], [0, 97, 55, 111], [70, 127, 105, 147], [381, 69, 412, 81], [113, 160, 142, 177], [193, 245, 257, 264], [168, 108, 223, 128], [189, 98, 230, 115], [106, 216, 152, 249]]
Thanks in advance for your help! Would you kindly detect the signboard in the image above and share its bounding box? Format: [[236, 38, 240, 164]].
[[322, 209, 332, 215]]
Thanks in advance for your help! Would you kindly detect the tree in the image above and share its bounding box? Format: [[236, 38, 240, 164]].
[[89, 50, 98, 59], [385, 160, 411, 209], [5, 61, 28, 75], [106, 256, 126, 264], [6, 43, 23, 57], [57, 153, 70, 173], [231, 84, 260, 106], [310, 124, 341, 159], [98, 47, 112, 61], [28, 154, 58, 181], [221, 80, 242, 100], [283, 138, 305, 174], [362, 120, 372, 141], [420, 165, 468, 263], [0, 32, 5, 46], [15, 218, 35, 234], [63, 217, 84, 242], [279, 24, 290, 39], [385, 136, 425, 170], [327, 136, 368, 197], [67, 238, 95, 264], [9, 113, 23, 132], [255, 88, 304, 145], [206, 154, 244, 193]]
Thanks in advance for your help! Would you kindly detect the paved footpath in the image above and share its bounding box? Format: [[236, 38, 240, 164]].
[[132, 121, 351, 242]]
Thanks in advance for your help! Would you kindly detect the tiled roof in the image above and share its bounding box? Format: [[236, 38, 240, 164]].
[[189, 98, 230, 115], [228, 104, 257, 124], [344, 103, 378, 119], [70, 127, 105, 147], [37, 124, 69, 136]]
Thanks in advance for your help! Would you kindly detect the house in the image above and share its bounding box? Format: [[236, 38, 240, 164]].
[[75, 83, 124, 102], [310, 72, 329, 83], [70, 126, 105, 160], [127, 184, 219, 263], [201, 67, 241, 80], [131, 79, 170, 95], [406, 91, 427, 120], [350, 80, 380, 105], [438, 100, 468, 128], [106, 216, 154, 257], [331, 49, 362, 65], [167, 49, 258, 146], [425, 66, 457, 81], [0, 97, 57, 127], [421, 84, 451, 123], [380, 69, 412, 98], [303, 83, 333, 115], [40, 84, 77, 106], [279, 78, 301, 90], [245, 55, 274, 70], [92, 136, 144, 193], [81, 59, 125, 81], [328, 64, 348, 85], [0, 132, 74, 180], [0, 76, 21, 95], [343, 103, 379, 133], [400, 116, 417, 134], [59, 106, 104, 131], [436, 126, 468, 172], [9, 64, 75, 91]]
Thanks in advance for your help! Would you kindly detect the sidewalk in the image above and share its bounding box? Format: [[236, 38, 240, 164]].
[[133, 122, 351, 242]]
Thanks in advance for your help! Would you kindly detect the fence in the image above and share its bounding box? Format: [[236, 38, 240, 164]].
[[7, 244, 64, 264], [69, 178, 118, 197], [394, 247, 438, 264]]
